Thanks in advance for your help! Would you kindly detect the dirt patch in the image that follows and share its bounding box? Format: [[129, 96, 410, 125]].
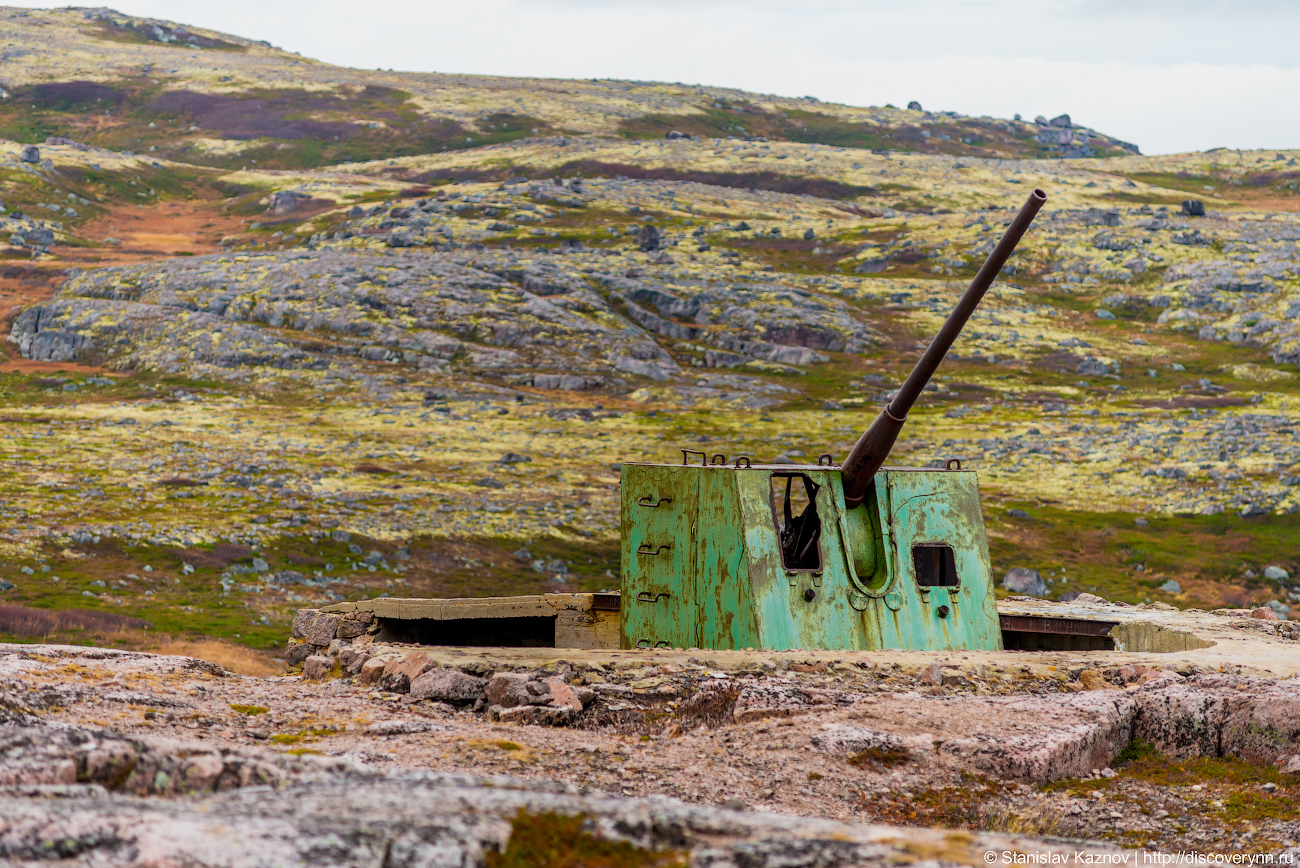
[[57, 199, 244, 264], [139, 637, 280, 676], [179, 543, 255, 569]]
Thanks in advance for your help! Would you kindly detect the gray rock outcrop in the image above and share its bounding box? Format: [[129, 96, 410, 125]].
[[1003, 567, 1047, 596], [11, 249, 879, 387]]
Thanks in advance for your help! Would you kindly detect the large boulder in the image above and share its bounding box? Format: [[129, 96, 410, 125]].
[[379, 652, 436, 693], [409, 668, 487, 704], [637, 224, 662, 252], [267, 190, 310, 214], [1003, 567, 1047, 597], [485, 673, 552, 708], [291, 610, 341, 646], [301, 655, 333, 681]]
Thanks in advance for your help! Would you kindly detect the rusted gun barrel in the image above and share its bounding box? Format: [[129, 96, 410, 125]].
[[840, 187, 1047, 508]]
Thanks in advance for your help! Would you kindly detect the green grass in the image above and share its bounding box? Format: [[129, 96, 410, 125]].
[[230, 704, 268, 715], [987, 503, 1300, 606], [847, 744, 911, 769], [485, 810, 687, 868], [270, 727, 337, 745], [0, 526, 621, 652]]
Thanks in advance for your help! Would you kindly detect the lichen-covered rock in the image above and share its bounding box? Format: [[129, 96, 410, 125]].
[[485, 672, 551, 708], [301, 655, 333, 680], [0, 726, 286, 796], [335, 619, 369, 639], [409, 667, 487, 704], [1133, 675, 1300, 767], [379, 652, 436, 693], [13, 248, 882, 388], [338, 645, 373, 677], [544, 677, 583, 713], [1003, 567, 1047, 597], [0, 724, 1126, 868], [284, 640, 314, 668], [495, 703, 576, 726], [810, 691, 1138, 783], [357, 656, 387, 686], [291, 610, 341, 645]]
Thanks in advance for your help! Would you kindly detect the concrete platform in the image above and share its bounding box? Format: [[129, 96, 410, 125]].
[[320, 592, 621, 650], [310, 593, 1296, 673]]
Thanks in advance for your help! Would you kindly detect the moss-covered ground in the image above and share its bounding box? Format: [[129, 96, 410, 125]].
[[2, 6, 1300, 660]]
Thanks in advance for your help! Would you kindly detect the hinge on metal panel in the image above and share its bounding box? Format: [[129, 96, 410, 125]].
[[787, 570, 824, 587]]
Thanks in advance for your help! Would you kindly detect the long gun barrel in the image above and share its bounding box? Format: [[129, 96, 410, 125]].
[[840, 187, 1047, 508]]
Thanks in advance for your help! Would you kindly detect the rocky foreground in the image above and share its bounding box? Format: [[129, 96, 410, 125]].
[[5, 599, 1300, 864]]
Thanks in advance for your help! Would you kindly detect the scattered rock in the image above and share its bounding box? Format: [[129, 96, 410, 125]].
[[409, 668, 487, 704], [380, 653, 437, 693], [637, 224, 662, 251], [291, 610, 341, 646], [1003, 567, 1047, 597], [357, 656, 387, 686], [267, 190, 310, 214], [301, 655, 334, 680], [485, 672, 551, 708]]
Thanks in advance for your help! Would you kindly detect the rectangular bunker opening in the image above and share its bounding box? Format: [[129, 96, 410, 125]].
[[375, 615, 558, 648], [999, 614, 1117, 651]]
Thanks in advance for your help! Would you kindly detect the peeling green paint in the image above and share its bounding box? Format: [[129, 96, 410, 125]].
[[620, 462, 1002, 651]]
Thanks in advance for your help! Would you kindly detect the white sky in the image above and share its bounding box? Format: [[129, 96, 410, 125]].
[[24, 0, 1300, 155]]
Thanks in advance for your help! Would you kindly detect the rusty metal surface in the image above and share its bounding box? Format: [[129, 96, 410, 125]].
[[621, 464, 700, 650], [1000, 614, 1120, 637], [619, 463, 1003, 652], [591, 593, 621, 612]]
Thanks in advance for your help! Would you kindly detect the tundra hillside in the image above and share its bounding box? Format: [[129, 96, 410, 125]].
[[0, 6, 1296, 661]]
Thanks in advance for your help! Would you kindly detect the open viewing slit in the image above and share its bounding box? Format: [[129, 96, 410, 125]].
[[912, 544, 959, 587], [770, 473, 822, 570]]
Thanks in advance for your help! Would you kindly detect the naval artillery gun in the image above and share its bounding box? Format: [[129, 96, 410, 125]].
[[316, 191, 1091, 655], [618, 189, 1048, 652]]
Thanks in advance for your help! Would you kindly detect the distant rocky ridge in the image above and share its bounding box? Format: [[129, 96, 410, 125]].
[[0, 7, 1139, 169], [11, 247, 881, 395]]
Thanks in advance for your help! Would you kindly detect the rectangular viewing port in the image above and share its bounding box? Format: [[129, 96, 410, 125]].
[[912, 544, 958, 587], [770, 472, 822, 570], [374, 615, 557, 648]]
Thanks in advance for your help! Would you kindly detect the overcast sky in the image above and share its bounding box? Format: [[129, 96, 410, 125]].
[[30, 0, 1300, 155]]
